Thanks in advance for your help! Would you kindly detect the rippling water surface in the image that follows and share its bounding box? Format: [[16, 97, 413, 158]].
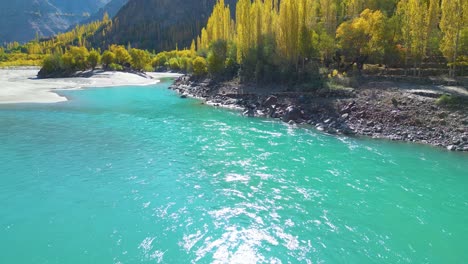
[[0, 80, 467, 263]]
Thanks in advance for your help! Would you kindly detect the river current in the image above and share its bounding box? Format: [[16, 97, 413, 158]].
[[0, 79, 467, 263]]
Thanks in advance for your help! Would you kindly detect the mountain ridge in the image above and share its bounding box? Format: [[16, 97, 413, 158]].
[[0, 0, 111, 43], [78, 0, 129, 27], [92, 0, 237, 51]]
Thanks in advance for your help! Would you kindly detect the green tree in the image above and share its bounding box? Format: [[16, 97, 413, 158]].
[[0, 47, 6, 61], [110, 45, 131, 66], [168, 58, 180, 70], [152, 53, 168, 69], [41, 53, 62, 74], [129, 48, 151, 71], [207, 40, 228, 76], [88, 49, 101, 70], [192, 56, 208, 76], [62, 46, 89, 71], [101, 51, 115, 68]]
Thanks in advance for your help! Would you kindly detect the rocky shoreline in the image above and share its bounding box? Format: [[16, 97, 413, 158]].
[[170, 75, 468, 152]]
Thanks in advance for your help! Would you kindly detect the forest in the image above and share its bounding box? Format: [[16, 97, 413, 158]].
[[187, 0, 468, 82], [1, 0, 467, 82]]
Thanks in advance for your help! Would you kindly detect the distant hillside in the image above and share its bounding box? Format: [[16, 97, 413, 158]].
[[79, 0, 129, 25], [92, 0, 237, 51], [48, 0, 109, 14], [0, 0, 110, 43]]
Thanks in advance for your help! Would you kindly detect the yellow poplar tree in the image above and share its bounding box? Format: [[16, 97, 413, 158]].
[[236, 0, 252, 63], [320, 0, 338, 35], [409, 0, 427, 74], [426, 0, 441, 55], [336, 9, 386, 68], [440, 0, 467, 77], [190, 40, 196, 57], [198, 0, 234, 51], [397, 0, 428, 75]]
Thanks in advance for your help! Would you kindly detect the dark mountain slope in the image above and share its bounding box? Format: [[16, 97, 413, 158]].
[[93, 0, 237, 51], [80, 0, 129, 25], [0, 0, 110, 43], [49, 0, 109, 14]]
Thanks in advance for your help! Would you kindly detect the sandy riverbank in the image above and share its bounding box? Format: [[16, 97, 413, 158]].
[[0, 67, 182, 104]]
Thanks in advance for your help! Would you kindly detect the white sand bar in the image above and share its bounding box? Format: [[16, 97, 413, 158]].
[[0, 67, 182, 104]]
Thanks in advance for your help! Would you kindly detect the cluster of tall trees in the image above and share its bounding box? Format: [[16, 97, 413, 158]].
[[3, 0, 467, 80], [39, 44, 153, 78], [191, 0, 468, 79]]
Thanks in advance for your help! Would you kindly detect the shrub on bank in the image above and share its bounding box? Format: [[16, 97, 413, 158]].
[[108, 63, 123, 71], [436, 95, 468, 107]]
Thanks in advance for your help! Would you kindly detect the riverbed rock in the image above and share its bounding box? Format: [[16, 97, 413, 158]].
[[243, 108, 255, 117], [263, 96, 278, 108], [282, 106, 303, 122], [341, 101, 356, 114], [447, 145, 457, 151], [224, 98, 238, 105]]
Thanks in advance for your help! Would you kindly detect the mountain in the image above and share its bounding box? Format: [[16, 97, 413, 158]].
[[0, 0, 111, 43], [80, 0, 129, 26], [48, 0, 109, 14], [92, 0, 237, 52]]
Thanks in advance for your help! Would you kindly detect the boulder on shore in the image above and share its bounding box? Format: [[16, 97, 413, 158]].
[[282, 106, 303, 122], [263, 95, 278, 108]]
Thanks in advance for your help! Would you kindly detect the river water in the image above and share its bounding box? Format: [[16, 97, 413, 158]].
[[0, 79, 467, 263]]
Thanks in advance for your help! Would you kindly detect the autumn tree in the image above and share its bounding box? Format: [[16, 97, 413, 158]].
[[426, 0, 441, 57], [40, 54, 62, 76], [198, 0, 235, 51], [152, 53, 168, 69], [336, 9, 386, 70], [129, 48, 151, 71], [192, 56, 208, 76], [62, 46, 90, 71], [397, 0, 428, 75], [168, 58, 180, 70], [88, 49, 101, 70], [190, 40, 196, 57], [207, 40, 228, 76], [101, 51, 115, 68], [236, 0, 252, 63], [109, 45, 131, 66], [440, 0, 468, 77], [276, 0, 300, 63]]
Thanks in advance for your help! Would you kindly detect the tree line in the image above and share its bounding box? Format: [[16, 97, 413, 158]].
[[188, 0, 467, 80], [3, 0, 467, 81], [38, 44, 155, 78]]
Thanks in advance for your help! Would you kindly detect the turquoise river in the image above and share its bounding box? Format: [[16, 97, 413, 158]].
[[0, 79, 467, 263]]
